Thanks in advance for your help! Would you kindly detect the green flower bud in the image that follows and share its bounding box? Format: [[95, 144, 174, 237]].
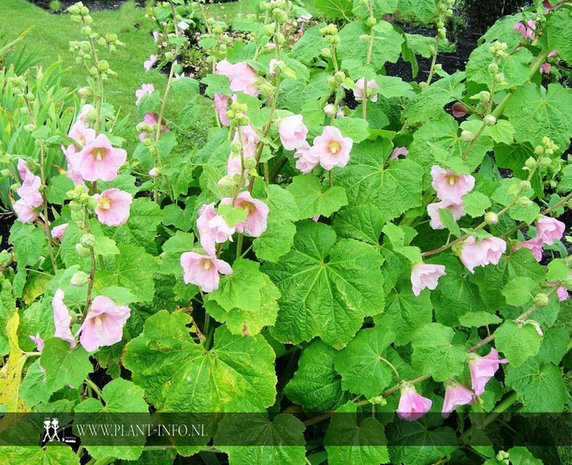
[[365, 17, 376, 27], [243, 157, 256, 170], [534, 293, 549, 307], [70, 271, 89, 287], [165, 52, 175, 61], [461, 130, 475, 142], [97, 60, 109, 72], [519, 180, 531, 191], [485, 211, 498, 224], [263, 24, 275, 35], [324, 104, 336, 117], [517, 196, 533, 207], [75, 243, 91, 257], [483, 114, 496, 126], [524, 157, 537, 170], [80, 233, 95, 248], [488, 62, 499, 74]]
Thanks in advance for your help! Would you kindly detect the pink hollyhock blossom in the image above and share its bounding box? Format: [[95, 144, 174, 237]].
[[149, 167, 159, 178], [544, 1, 563, 12], [135, 83, 155, 105], [68, 121, 96, 147], [137, 112, 169, 141], [452, 102, 468, 118], [310, 126, 353, 170], [78, 104, 95, 126], [468, 348, 508, 396], [411, 263, 447, 296], [460, 236, 507, 273], [196, 202, 235, 256], [431, 165, 475, 203], [427, 201, 466, 230], [216, 59, 259, 97], [180, 251, 232, 293], [14, 159, 43, 223], [78, 134, 127, 182], [51, 223, 68, 240], [52, 289, 76, 347], [540, 63, 551, 74], [278, 115, 308, 151], [556, 285, 569, 301], [78, 296, 130, 352], [152, 31, 159, 42], [227, 153, 250, 184], [233, 125, 260, 158], [390, 147, 408, 160], [294, 142, 319, 174], [220, 191, 269, 237], [214, 93, 231, 126], [397, 383, 433, 421], [442, 381, 475, 418], [536, 215, 565, 245], [29, 333, 44, 352], [62, 144, 85, 185], [93, 188, 133, 226], [548, 50, 558, 58], [354, 77, 378, 102], [514, 20, 536, 40], [514, 238, 544, 262], [144, 54, 157, 72], [269, 58, 279, 75]]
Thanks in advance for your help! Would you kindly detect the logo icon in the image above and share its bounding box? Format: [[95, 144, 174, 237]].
[[42, 418, 76, 444]]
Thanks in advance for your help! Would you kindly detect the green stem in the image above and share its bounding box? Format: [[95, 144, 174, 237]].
[[425, 35, 440, 86], [85, 377, 103, 399]]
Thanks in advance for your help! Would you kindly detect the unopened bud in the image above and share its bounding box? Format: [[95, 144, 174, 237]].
[[78, 86, 93, 98], [70, 271, 89, 287], [517, 196, 532, 207], [485, 212, 498, 224], [461, 130, 475, 142], [324, 104, 336, 117], [75, 243, 91, 257], [483, 114, 496, 126], [80, 233, 95, 248], [524, 157, 537, 170], [533, 293, 549, 307]]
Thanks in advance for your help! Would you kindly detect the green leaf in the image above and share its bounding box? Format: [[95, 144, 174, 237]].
[[495, 320, 543, 367], [396, 0, 438, 23], [335, 140, 424, 221], [438, 207, 461, 237], [458, 311, 502, 328], [0, 445, 80, 465], [334, 117, 370, 143], [284, 340, 347, 412], [95, 244, 158, 302], [290, 23, 327, 62], [324, 402, 389, 465], [122, 311, 277, 412], [217, 204, 248, 228], [9, 223, 46, 267], [46, 174, 74, 205], [334, 326, 396, 398], [546, 259, 570, 282], [286, 175, 348, 220], [505, 83, 572, 149], [159, 231, 195, 277], [314, 0, 353, 19], [39, 338, 93, 393], [462, 192, 492, 218], [92, 234, 120, 257], [411, 323, 466, 381], [333, 204, 385, 245], [20, 359, 52, 408], [162, 202, 194, 231], [201, 74, 231, 97], [253, 185, 299, 262], [501, 277, 538, 306], [466, 45, 533, 90], [204, 259, 280, 336], [264, 222, 384, 349], [374, 75, 415, 99], [547, 7, 572, 65]]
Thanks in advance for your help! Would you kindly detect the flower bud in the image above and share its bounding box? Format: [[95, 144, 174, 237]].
[[80, 233, 95, 248], [519, 180, 531, 191], [97, 60, 109, 72], [365, 17, 376, 27], [75, 243, 91, 257], [324, 104, 336, 117], [533, 293, 549, 307], [524, 157, 537, 170], [483, 114, 496, 126], [243, 157, 256, 170], [263, 24, 275, 35], [461, 130, 475, 142], [517, 196, 532, 207], [484, 212, 498, 224], [488, 63, 499, 74], [78, 86, 93, 98], [70, 271, 89, 287]]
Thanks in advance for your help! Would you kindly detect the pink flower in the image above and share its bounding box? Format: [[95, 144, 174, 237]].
[[13, 159, 43, 223], [452, 102, 468, 118], [152, 31, 159, 42], [93, 188, 133, 226], [442, 381, 475, 417], [468, 348, 508, 396], [180, 251, 232, 293], [52, 289, 76, 347], [294, 142, 319, 174], [540, 63, 551, 74], [135, 83, 155, 105], [536, 215, 565, 245], [78, 296, 130, 352], [234, 125, 260, 158], [556, 285, 569, 301], [51, 223, 68, 240], [68, 121, 96, 147], [278, 115, 308, 151], [310, 126, 353, 170], [548, 50, 559, 58], [544, 1, 563, 12], [78, 134, 127, 182], [354, 77, 378, 102], [269, 58, 278, 75], [431, 165, 475, 203], [29, 333, 44, 352], [460, 236, 507, 273], [220, 191, 269, 237], [427, 201, 466, 230], [78, 104, 95, 126], [411, 263, 447, 296], [149, 167, 159, 178], [137, 112, 169, 141], [389, 147, 408, 160], [144, 54, 157, 72], [216, 59, 259, 97], [397, 383, 433, 421], [514, 20, 536, 40], [214, 93, 231, 126], [514, 238, 544, 262], [196, 202, 235, 256]]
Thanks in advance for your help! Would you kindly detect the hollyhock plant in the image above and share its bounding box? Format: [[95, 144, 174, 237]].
[[135, 83, 154, 105], [397, 383, 433, 421], [354, 77, 378, 102], [514, 20, 536, 40], [180, 251, 232, 293], [78, 133, 127, 181], [310, 126, 353, 170], [460, 236, 507, 273], [196, 202, 235, 256], [389, 146, 408, 160], [442, 381, 475, 418], [468, 348, 508, 396], [514, 238, 544, 262], [535, 215, 565, 245], [137, 112, 169, 141], [144, 54, 157, 72], [51, 223, 68, 240], [216, 59, 259, 97], [214, 93, 231, 126], [78, 296, 130, 352], [221, 192, 269, 237], [411, 263, 447, 296], [234, 125, 260, 158], [93, 189, 133, 226], [278, 115, 308, 151], [427, 201, 466, 230], [52, 289, 76, 347], [294, 142, 319, 174], [431, 165, 475, 203], [13, 159, 43, 223]]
